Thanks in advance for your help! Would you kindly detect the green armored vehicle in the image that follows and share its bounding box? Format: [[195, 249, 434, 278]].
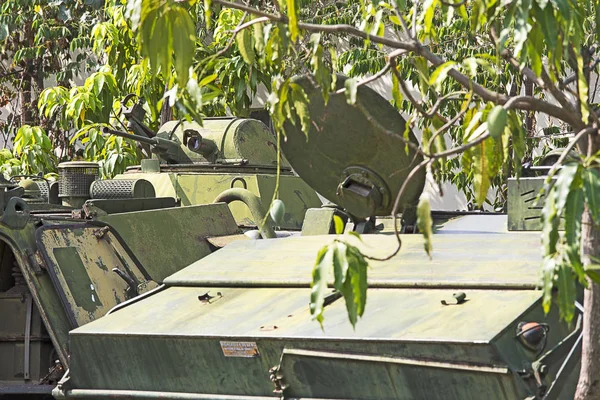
[[0, 107, 318, 398], [107, 99, 321, 230], [2, 76, 581, 400]]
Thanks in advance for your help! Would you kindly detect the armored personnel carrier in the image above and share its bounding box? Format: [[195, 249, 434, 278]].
[[0, 107, 318, 398], [2, 76, 581, 400], [107, 98, 321, 230]]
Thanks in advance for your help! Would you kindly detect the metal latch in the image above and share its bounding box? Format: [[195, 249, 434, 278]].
[[441, 292, 467, 305]]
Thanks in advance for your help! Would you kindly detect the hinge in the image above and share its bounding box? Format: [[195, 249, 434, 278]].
[[269, 365, 288, 397]]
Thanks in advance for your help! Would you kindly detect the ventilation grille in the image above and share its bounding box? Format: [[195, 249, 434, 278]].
[[90, 179, 156, 199], [37, 181, 49, 200], [507, 177, 556, 231], [58, 162, 99, 198]]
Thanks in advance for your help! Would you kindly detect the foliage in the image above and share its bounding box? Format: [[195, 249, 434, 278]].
[[37, 68, 141, 178], [0, 125, 55, 177], [541, 158, 600, 323], [0, 0, 101, 142], [311, 216, 368, 328]]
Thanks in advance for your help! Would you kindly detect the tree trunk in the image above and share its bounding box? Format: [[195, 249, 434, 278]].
[[160, 82, 173, 125], [575, 213, 600, 400], [575, 132, 600, 400], [19, 74, 33, 126]]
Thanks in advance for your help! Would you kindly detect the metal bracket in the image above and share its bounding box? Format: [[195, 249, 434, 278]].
[[0, 197, 30, 229], [26, 249, 47, 275], [532, 314, 583, 400]]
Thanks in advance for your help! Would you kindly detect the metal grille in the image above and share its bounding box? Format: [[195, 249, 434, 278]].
[[58, 162, 99, 198], [90, 179, 155, 199], [37, 181, 49, 201], [507, 177, 556, 231]]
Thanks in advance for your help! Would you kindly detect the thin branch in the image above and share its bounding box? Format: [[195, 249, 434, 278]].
[[539, 68, 578, 115], [390, 59, 428, 116], [233, 16, 270, 34], [212, 12, 249, 59], [427, 96, 470, 151], [440, 0, 467, 6], [214, 0, 582, 128], [213, 0, 417, 51], [546, 126, 598, 180], [334, 62, 393, 95], [353, 100, 424, 156], [391, 3, 411, 40], [423, 91, 468, 118], [0, 69, 24, 79], [366, 159, 430, 262], [411, 0, 418, 39]]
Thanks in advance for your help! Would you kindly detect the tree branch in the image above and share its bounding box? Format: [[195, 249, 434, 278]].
[[212, 0, 418, 51], [214, 0, 582, 128], [334, 61, 393, 95]]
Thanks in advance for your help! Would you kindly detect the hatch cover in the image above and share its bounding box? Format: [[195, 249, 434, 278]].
[[36, 223, 157, 328]]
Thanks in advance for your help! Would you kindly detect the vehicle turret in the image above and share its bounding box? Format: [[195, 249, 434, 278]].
[[101, 99, 318, 230]]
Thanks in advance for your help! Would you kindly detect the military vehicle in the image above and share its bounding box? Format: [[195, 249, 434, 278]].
[[108, 98, 321, 231], [0, 107, 318, 398], [2, 76, 582, 400]]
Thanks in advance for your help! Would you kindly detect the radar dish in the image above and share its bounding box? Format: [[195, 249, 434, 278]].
[[280, 75, 426, 218]]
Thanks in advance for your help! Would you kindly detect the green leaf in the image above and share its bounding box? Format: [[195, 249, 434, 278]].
[[533, 3, 557, 51], [541, 255, 556, 314], [422, 0, 440, 36], [583, 168, 600, 223], [253, 22, 264, 54], [332, 242, 349, 290], [553, 164, 580, 215], [347, 230, 364, 242], [576, 51, 589, 123], [310, 245, 332, 328], [514, 0, 533, 57], [345, 78, 358, 105], [471, 138, 493, 207], [0, 23, 8, 42], [344, 245, 368, 326], [564, 187, 584, 250], [391, 70, 403, 107], [417, 193, 433, 258], [541, 190, 560, 255], [204, 0, 212, 29], [596, 1, 600, 48], [286, 0, 299, 42], [429, 61, 456, 90], [333, 215, 344, 235], [585, 264, 600, 285], [171, 7, 196, 86], [549, 0, 569, 18], [290, 83, 311, 137], [236, 28, 255, 65], [557, 262, 576, 322]]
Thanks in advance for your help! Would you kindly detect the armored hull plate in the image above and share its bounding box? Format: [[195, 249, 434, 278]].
[[67, 286, 568, 399], [165, 233, 543, 289]]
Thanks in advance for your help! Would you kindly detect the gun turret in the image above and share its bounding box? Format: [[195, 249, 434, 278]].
[[103, 127, 219, 164]]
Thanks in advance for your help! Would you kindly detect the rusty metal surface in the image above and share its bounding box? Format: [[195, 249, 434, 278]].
[[165, 232, 544, 289], [0, 223, 72, 367], [36, 224, 156, 327]]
